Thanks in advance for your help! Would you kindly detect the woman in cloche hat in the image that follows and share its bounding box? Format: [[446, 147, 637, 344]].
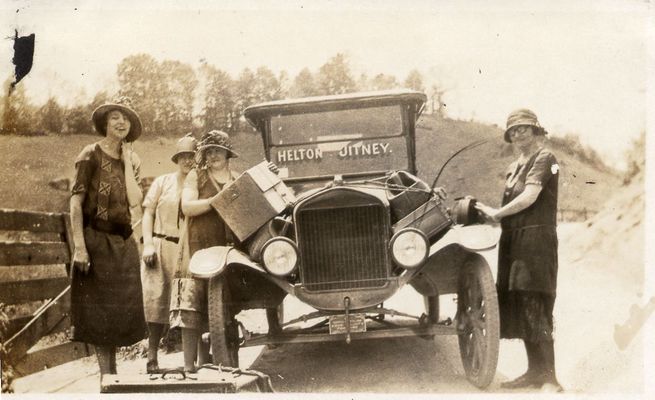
[[69, 96, 146, 376], [141, 134, 197, 373], [174, 130, 240, 373], [475, 109, 564, 392]]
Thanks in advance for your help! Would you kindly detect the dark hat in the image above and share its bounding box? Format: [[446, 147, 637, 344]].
[[504, 108, 541, 143], [92, 96, 143, 142], [197, 130, 239, 159], [171, 134, 197, 163]]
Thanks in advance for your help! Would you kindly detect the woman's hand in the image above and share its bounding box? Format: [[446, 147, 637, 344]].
[[142, 243, 156, 268], [72, 247, 91, 274], [474, 202, 501, 223]]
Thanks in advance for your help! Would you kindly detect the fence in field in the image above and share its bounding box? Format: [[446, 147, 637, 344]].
[[0, 208, 93, 377], [557, 208, 596, 222]]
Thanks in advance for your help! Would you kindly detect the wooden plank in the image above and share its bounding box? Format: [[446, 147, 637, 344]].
[[13, 341, 93, 377], [0, 277, 70, 304], [0, 242, 70, 266], [0, 209, 66, 233], [62, 213, 75, 277], [6, 315, 32, 337], [5, 286, 71, 364], [7, 312, 70, 339], [0, 264, 67, 282]]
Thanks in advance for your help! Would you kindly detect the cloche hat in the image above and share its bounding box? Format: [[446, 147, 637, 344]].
[[171, 134, 197, 163], [92, 96, 143, 142], [196, 130, 239, 159], [504, 108, 543, 143]]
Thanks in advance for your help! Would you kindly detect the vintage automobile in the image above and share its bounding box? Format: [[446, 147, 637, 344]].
[[189, 89, 500, 389]]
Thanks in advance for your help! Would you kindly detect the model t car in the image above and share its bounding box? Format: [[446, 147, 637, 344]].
[[189, 89, 500, 389]]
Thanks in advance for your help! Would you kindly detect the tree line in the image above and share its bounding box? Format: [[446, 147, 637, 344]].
[[1, 53, 447, 138]]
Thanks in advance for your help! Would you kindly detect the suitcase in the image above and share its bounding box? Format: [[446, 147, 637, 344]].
[[211, 161, 296, 241], [100, 365, 274, 393]]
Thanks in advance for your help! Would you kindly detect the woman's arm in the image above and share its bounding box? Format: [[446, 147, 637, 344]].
[[181, 187, 216, 217], [141, 207, 156, 267], [475, 184, 542, 223], [180, 170, 216, 217], [70, 193, 90, 273]]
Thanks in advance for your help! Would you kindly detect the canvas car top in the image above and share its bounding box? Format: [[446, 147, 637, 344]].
[[243, 89, 427, 124]]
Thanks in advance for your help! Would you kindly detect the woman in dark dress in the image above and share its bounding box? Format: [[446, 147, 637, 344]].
[[69, 97, 146, 375], [175, 130, 239, 373], [475, 109, 563, 392]]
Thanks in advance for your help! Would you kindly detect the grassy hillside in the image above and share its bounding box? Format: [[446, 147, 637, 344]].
[[415, 115, 620, 211], [0, 132, 266, 212], [0, 114, 619, 213]]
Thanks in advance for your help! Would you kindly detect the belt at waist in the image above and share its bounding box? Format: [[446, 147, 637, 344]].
[[503, 224, 556, 233], [83, 216, 133, 240], [153, 232, 179, 244]]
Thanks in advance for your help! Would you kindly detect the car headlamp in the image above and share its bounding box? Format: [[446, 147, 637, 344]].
[[390, 228, 429, 269], [261, 237, 298, 277]]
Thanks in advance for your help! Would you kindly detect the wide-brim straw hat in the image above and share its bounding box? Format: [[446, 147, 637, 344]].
[[504, 108, 541, 143], [92, 96, 143, 142], [197, 130, 239, 159], [171, 135, 198, 163]]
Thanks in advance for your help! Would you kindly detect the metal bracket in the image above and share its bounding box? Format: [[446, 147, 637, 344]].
[[343, 297, 352, 344]]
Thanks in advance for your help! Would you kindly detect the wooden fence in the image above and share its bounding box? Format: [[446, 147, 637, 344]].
[[557, 208, 596, 222], [0, 208, 93, 377]]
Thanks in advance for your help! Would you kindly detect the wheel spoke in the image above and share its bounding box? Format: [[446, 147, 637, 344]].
[[457, 261, 500, 388], [471, 328, 486, 372]]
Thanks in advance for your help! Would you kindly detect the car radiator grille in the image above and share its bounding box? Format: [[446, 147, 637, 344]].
[[296, 204, 389, 291]]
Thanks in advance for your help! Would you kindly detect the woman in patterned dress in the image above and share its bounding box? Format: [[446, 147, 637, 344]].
[[140, 135, 197, 373], [475, 109, 564, 392], [69, 97, 146, 375]]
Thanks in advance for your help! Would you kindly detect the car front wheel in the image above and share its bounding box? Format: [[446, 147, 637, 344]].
[[456, 256, 499, 389]]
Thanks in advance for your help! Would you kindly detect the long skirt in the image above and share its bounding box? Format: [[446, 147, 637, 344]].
[[141, 236, 178, 324], [71, 227, 146, 346], [498, 290, 555, 343]]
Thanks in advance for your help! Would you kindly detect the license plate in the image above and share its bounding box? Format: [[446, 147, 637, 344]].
[[329, 313, 366, 335]]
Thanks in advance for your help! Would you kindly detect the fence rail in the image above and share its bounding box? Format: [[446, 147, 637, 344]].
[[0, 208, 92, 378], [557, 208, 596, 222]]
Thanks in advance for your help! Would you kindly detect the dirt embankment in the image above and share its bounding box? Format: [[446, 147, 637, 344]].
[[554, 171, 646, 393]]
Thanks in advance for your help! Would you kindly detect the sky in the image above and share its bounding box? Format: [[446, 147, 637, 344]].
[[1, 0, 653, 169]]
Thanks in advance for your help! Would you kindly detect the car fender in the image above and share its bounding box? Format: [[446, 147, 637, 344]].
[[189, 245, 268, 279], [407, 226, 497, 296]]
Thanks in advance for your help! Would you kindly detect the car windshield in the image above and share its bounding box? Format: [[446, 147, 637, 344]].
[[269, 105, 409, 179]]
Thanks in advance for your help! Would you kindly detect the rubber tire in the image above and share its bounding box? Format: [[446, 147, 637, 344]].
[[424, 295, 440, 324], [456, 258, 500, 389], [208, 276, 239, 367]]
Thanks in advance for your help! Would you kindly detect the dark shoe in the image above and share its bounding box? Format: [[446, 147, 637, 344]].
[[146, 360, 160, 374], [500, 372, 542, 389]]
